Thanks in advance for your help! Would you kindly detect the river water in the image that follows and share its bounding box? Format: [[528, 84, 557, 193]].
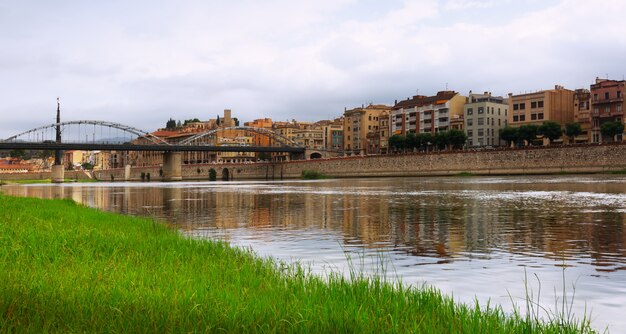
[[2, 175, 625, 332]]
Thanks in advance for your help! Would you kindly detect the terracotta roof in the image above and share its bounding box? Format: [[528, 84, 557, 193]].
[[393, 91, 458, 110]]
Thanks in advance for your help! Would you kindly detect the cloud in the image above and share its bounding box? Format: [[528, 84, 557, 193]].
[[1, 0, 626, 138]]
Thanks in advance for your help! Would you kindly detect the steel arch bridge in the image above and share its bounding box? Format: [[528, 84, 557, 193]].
[[3, 120, 169, 145], [179, 126, 303, 147]]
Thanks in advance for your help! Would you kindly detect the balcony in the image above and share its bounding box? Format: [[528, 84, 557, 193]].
[[593, 97, 624, 104]]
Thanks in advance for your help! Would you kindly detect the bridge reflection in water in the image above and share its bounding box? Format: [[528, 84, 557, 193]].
[[2, 175, 626, 331]]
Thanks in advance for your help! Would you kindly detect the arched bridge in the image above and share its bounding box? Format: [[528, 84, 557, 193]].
[[0, 121, 305, 154]]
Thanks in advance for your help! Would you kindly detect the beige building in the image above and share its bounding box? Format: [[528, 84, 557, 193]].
[[293, 125, 325, 150], [320, 118, 344, 151], [343, 104, 391, 155], [507, 85, 575, 130], [573, 89, 592, 143], [464, 92, 509, 147], [216, 136, 256, 163]]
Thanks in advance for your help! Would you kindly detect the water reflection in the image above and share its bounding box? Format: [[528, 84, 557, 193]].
[[2, 175, 626, 331]]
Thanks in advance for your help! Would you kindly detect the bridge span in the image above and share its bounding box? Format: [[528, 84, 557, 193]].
[[2, 116, 311, 182]]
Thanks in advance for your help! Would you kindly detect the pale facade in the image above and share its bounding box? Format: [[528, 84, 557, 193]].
[[464, 92, 508, 147], [590, 78, 626, 143], [391, 91, 467, 136], [321, 118, 344, 151]]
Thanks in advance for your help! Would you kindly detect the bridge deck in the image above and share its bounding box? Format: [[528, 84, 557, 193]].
[[0, 142, 305, 153]]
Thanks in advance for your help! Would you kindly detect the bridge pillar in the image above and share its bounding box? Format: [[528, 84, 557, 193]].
[[162, 152, 182, 181], [51, 165, 65, 183], [124, 165, 132, 181]]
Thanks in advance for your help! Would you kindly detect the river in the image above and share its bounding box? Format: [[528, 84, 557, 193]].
[[2, 175, 625, 332]]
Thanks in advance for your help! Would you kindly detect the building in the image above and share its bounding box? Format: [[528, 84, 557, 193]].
[[590, 78, 626, 143], [64, 150, 85, 169], [320, 118, 344, 152], [0, 158, 33, 174], [216, 136, 256, 163], [365, 110, 390, 155], [391, 91, 467, 136], [572, 89, 592, 143], [507, 85, 575, 144], [243, 118, 273, 147], [464, 92, 508, 147], [293, 125, 325, 151], [343, 104, 391, 155]]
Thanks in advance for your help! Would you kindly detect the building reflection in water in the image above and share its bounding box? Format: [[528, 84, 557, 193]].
[[2, 176, 625, 273]]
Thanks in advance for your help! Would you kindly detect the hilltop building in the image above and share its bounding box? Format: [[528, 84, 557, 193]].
[[464, 91, 508, 147]]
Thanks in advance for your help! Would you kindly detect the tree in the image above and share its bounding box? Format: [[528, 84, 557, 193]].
[[81, 162, 94, 170], [564, 122, 582, 143], [499, 126, 519, 147], [417, 133, 434, 151], [165, 118, 177, 129], [388, 135, 405, 153], [233, 117, 240, 126], [447, 129, 467, 150], [600, 121, 625, 143], [405, 133, 418, 151], [518, 124, 539, 146], [9, 149, 25, 159], [208, 168, 217, 181], [538, 121, 562, 144], [434, 131, 449, 150]]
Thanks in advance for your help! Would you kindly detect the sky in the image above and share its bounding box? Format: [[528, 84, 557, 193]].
[[1, 0, 626, 138]]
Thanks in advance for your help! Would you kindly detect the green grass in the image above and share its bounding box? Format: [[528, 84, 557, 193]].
[[0, 194, 596, 333], [456, 172, 475, 177], [609, 169, 626, 174], [301, 170, 328, 180]]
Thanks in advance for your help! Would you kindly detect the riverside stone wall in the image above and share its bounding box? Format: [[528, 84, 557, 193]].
[[90, 143, 626, 182]]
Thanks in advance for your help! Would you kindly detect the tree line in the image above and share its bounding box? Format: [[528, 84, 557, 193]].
[[388, 129, 467, 152], [499, 120, 624, 147]]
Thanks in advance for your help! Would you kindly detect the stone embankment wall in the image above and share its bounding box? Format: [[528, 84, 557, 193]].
[[0, 170, 92, 181], [91, 144, 626, 181]]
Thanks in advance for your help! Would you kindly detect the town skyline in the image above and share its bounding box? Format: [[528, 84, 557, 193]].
[[2, 0, 626, 139]]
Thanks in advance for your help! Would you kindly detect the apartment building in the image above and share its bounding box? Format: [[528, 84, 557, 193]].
[[391, 91, 467, 136], [319, 118, 344, 151], [343, 104, 391, 155], [464, 92, 508, 147], [590, 78, 626, 143], [507, 85, 575, 144]]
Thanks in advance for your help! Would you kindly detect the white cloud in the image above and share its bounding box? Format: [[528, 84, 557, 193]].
[[1, 0, 626, 138]]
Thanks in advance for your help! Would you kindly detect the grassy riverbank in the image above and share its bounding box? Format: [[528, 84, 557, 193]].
[[0, 178, 98, 185], [0, 195, 596, 333]]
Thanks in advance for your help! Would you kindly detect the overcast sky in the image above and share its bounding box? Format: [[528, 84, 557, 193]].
[[1, 0, 625, 138]]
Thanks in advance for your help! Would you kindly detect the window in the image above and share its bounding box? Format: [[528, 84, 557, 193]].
[[513, 115, 519, 122], [594, 106, 599, 114], [498, 108, 501, 116], [531, 102, 537, 109], [606, 106, 611, 113], [467, 119, 473, 126], [478, 107, 484, 114], [520, 103, 526, 110], [605, 92, 610, 100], [538, 101, 544, 108], [513, 104, 519, 111], [519, 115, 526, 121], [477, 118, 484, 125], [467, 108, 473, 115], [538, 113, 544, 120], [618, 91, 622, 98], [531, 114, 537, 120], [467, 130, 473, 137], [594, 94, 598, 101], [498, 119, 501, 126], [618, 104, 623, 113], [478, 129, 484, 136]]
